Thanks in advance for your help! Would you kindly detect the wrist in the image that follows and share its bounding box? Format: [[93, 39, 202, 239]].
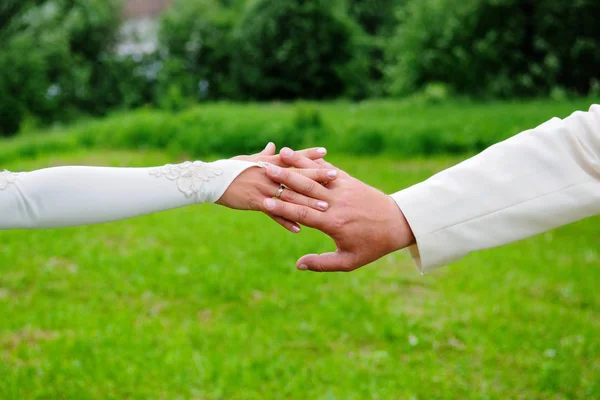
[[209, 159, 259, 205], [386, 195, 416, 252]]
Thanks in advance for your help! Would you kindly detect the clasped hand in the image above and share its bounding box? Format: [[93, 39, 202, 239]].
[[218, 143, 416, 273], [215, 142, 337, 233]]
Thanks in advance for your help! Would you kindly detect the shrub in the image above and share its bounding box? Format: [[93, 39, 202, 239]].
[[157, 0, 238, 101], [292, 104, 328, 146], [233, 0, 367, 100], [346, 0, 399, 36], [345, 0, 401, 97], [0, 0, 122, 136], [386, 0, 600, 97], [2, 98, 599, 164], [345, 127, 385, 155], [93, 54, 158, 111]]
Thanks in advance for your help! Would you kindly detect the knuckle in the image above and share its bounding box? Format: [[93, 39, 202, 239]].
[[275, 201, 286, 213], [297, 206, 310, 221], [282, 188, 297, 202], [336, 194, 354, 209], [332, 216, 348, 230], [303, 179, 318, 194]]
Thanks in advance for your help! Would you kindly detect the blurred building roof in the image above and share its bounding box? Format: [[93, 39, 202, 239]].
[[123, 0, 172, 19], [118, 0, 172, 56]]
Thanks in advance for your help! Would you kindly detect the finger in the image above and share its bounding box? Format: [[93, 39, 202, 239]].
[[268, 213, 301, 233], [258, 156, 323, 169], [280, 147, 324, 168], [258, 147, 324, 168], [263, 198, 324, 229], [278, 186, 329, 211], [266, 165, 330, 200], [313, 158, 335, 169], [259, 142, 276, 156], [257, 154, 312, 168], [296, 252, 357, 272], [295, 147, 328, 160], [312, 158, 351, 178], [292, 168, 338, 183]]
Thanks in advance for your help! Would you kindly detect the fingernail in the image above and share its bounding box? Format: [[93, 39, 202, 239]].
[[317, 147, 327, 154], [281, 148, 294, 157], [298, 264, 308, 271], [326, 170, 337, 178], [265, 198, 276, 210], [268, 165, 282, 177], [292, 225, 301, 233], [317, 201, 328, 210]]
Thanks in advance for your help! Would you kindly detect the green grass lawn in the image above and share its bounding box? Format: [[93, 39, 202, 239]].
[[1, 150, 599, 399]]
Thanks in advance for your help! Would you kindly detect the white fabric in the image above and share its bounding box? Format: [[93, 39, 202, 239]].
[[392, 104, 600, 274], [0, 159, 257, 229]]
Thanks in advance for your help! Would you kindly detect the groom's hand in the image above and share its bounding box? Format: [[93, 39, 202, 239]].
[[263, 149, 416, 272]]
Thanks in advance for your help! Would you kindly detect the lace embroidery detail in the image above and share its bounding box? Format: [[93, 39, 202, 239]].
[[0, 170, 18, 190], [149, 161, 223, 196]]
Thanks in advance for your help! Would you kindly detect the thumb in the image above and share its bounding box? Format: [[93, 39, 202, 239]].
[[296, 251, 356, 272], [259, 142, 276, 156]]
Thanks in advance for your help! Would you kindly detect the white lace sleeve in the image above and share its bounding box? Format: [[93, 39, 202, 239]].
[[0, 159, 257, 230]]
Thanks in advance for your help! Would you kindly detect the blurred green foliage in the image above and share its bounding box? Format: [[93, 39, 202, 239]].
[[346, 0, 398, 36], [0, 0, 123, 135], [158, 0, 238, 102], [233, 0, 367, 100], [2, 98, 598, 164], [345, 0, 400, 97], [1, 0, 599, 136], [386, 0, 600, 98]]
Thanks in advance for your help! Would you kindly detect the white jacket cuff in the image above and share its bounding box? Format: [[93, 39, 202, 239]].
[[391, 104, 600, 274]]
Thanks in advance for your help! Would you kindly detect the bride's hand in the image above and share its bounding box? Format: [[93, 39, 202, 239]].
[[231, 142, 327, 166], [216, 143, 338, 232]]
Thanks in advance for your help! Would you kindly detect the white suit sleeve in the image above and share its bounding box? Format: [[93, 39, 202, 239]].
[[391, 104, 600, 274], [0, 159, 257, 229]]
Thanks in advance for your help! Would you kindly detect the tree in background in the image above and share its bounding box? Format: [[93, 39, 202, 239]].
[[345, 0, 400, 97], [233, 0, 368, 100], [2, 0, 599, 136], [0, 0, 122, 136], [535, 0, 600, 96], [346, 0, 397, 36], [386, 0, 600, 98], [157, 0, 238, 105]]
